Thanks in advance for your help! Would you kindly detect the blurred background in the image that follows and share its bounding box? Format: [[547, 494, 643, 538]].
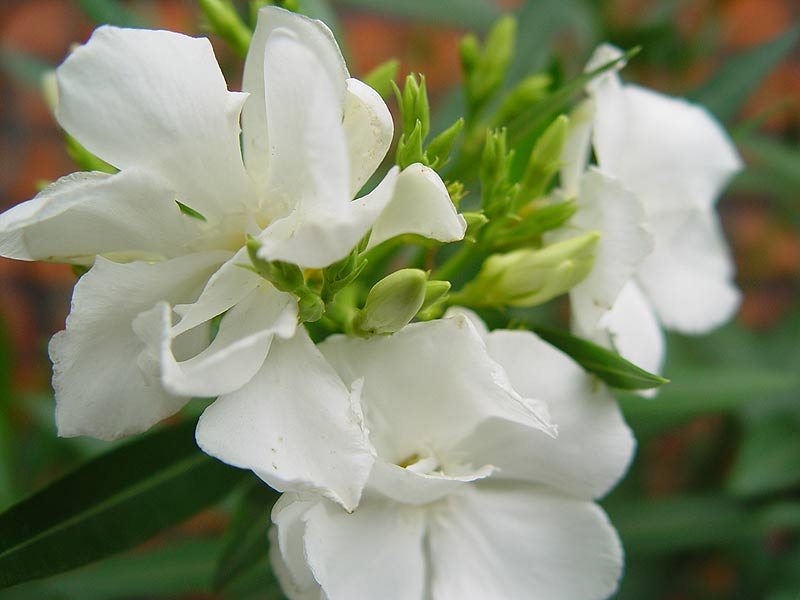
[[0, 0, 798, 598]]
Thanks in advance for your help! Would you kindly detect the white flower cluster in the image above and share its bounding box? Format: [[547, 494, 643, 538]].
[[0, 6, 741, 599]]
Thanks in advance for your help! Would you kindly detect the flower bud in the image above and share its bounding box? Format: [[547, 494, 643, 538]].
[[396, 120, 425, 169], [363, 59, 399, 100], [425, 118, 464, 169], [517, 115, 569, 204], [246, 236, 304, 292], [455, 232, 600, 308], [353, 269, 428, 336], [420, 280, 451, 312], [493, 74, 552, 126]]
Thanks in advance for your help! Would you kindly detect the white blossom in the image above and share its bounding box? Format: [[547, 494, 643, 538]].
[[0, 7, 466, 509], [551, 44, 743, 375], [268, 311, 634, 600]]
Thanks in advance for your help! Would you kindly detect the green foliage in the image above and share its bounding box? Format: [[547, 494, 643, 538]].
[[532, 326, 669, 391], [75, 0, 148, 27], [0, 420, 244, 588], [727, 414, 800, 497], [362, 59, 399, 99], [213, 481, 280, 591]]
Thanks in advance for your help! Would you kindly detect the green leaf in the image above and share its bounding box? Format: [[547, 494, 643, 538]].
[[0, 318, 17, 511], [6, 540, 219, 600], [0, 419, 245, 588], [0, 48, 51, 90], [605, 495, 756, 556], [530, 326, 668, 390], [738, 134, 800, 192], [335, 0, 500, 32], [691, 26, 800, 122], [727, 413, 800, 497], [213, 480, 279, 591], [617, 365, 799, 437], [74, 0, 148, 27]]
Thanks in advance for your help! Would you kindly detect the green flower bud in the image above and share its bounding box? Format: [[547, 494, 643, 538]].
[[396, 120, 425, 169], [420, 280, 451, 312], [199, 0, 252, 58], [393, 74, 430, 141], [493, 74, 552, 126], [489, 200, 576, 250], [425, 118, 464, 169], [363, 59, 400, 100], [246, 236, 304, 292], [480, 129, 515, 217], [296, 287, 325, 323], [454, 232, 600, 308], [462, 211, 489, 242], [461, 15, 516, 114], [517, 114, 569, 204], [353, 269, 428, 336]]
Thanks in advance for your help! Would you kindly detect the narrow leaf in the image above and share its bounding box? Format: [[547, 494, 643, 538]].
[[727, 414, 800, 497], [692, 26, 800, 122], [531, 326, 668, 390], [0, 419, 245, 588], [605, 495, 756, 556], [213, 480, 280, 591], [75, 0, 148, 27]]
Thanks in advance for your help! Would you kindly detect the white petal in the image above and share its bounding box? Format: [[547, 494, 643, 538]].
[[134, 284, 297, 398], [564, 168, 653, 334], [299, 497, 427, 600], [51, 252, 229, 440], [242, 6, 348, 197], [368, 457, 494, 505], [368, 163, 466, 249], [171, 247, 262, 337], [258, 27, 349, 222], [594, 280, 666, 379], [342, 78, 393, 196], [636, 208, 741, 333], [591, 79, 743, 213], [56, 27, 256, 221], [319, 316, 554, 467], [257, 166, 398, 268], [460, 329, 635, 499], [0, 170, 203, 264], [270, 494, 322, 600], [195, 328, 373, 511], [428, 484, 624, 600]]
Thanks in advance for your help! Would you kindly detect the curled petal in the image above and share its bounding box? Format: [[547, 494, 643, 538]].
[[0, 170, 204, 264], [368, 163, 466, 249], [52, 252, 228, 440]]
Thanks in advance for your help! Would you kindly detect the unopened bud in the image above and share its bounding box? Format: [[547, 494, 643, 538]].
[[518, 114, 569, 202], [353, 269, 427, 336], [363, 59, 399, 100], [396, 120, 425, 169], [425, 118, 464, 169], [420, 280, 451, 312], [455, 232, 600, 308], [493, 74, 552, 125], [246, 236, 304, 292]]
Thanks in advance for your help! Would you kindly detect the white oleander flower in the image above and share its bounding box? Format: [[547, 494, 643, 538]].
[[0, 7, 465, 510], [268, 311, 635, 600], [554, 44, 743, 376]]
